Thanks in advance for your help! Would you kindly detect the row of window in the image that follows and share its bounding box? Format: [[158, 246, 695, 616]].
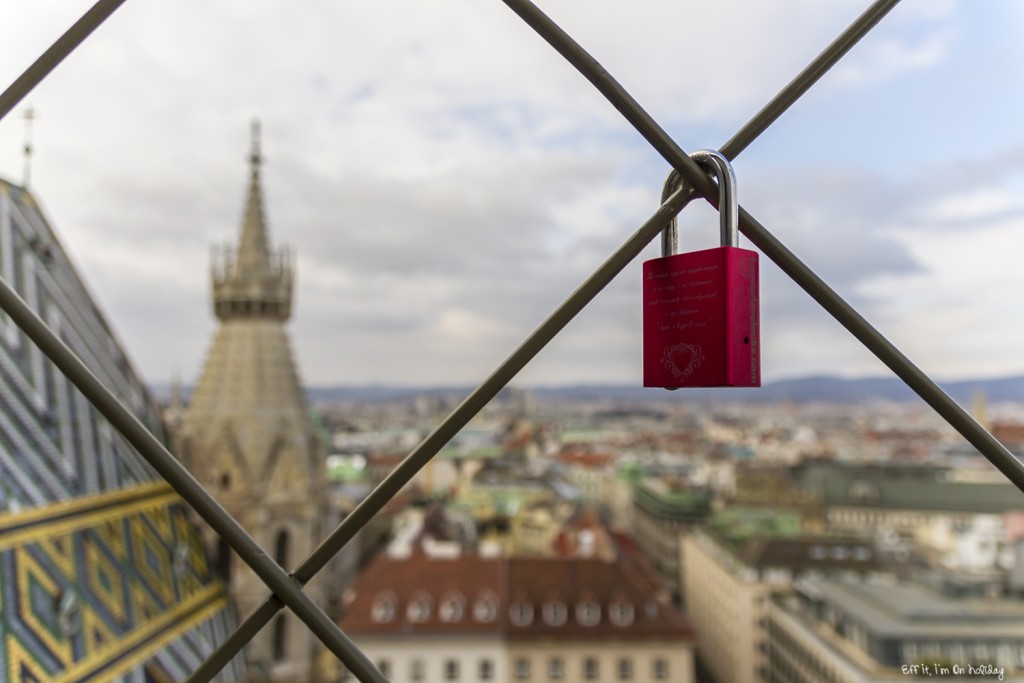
[[372, 591, 499, 623], [513, 656, 669, 681], [903, 640, 1024, 668], [806, 544, 872, 562], [769, 611, 1024, 681], [374, 658, 491, 681], [372, 590, 646, 627], [509, 599, 637, 627], [346, 656, 671, 681], [766, 624, 846, 683]]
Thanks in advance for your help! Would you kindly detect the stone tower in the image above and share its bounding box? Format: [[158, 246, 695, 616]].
[[181, 122, 325, 683]]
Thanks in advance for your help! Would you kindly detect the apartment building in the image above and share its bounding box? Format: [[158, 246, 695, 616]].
[[764, 576, 1024, 682], [337, 549, 696, 682], [791, 461, 1024, 541], [632, 478, 712, 603], [682, 508, 878, 683]]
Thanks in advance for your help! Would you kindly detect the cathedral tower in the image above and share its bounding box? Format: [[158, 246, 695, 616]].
[[181, 122, 325, 682]]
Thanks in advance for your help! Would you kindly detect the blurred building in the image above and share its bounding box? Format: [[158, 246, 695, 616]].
[[179, 124, 325, 682], [765, 576, 1024, 682], [792, 461, 1024, 583], [731, 463, 823, 528], [632, 478, 713, 603], [0, 179, 245, 680], [792, 461, 1024, 541], [337, 548, 696, 683], [682, 508, 879, 683], [600, 460, 643, 532], [553, 447, 616, 504]]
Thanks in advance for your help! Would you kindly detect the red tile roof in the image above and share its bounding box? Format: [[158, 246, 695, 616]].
[[554, 450, 616, 469], [339, 552, 695, 641], [505, 557, 694, 641], [340, 552, 505, 636], [993, 422, 1024, 447]]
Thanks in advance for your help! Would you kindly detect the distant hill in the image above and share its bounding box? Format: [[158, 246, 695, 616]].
[[510, 375, 1024, 405], [150, 375, 1024, 406]]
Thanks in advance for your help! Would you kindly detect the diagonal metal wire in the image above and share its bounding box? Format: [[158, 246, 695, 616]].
[[500, 0, 1024, 493], [190, 4, 909, 681], [720, 0, 901, 159], [0, 278, 382, 681], [0, 0, 131, 122], [3, 0, 1019, 682]]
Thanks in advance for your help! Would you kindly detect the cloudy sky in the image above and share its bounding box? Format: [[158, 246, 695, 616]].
[[1, 0, 1023, 388]]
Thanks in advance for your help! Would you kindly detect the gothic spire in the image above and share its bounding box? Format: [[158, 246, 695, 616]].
[[236, 120, 272, 277], [211, 120, 292, 321]]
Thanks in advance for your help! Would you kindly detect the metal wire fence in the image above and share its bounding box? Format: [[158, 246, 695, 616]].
[[1, 1, 1022, 682]]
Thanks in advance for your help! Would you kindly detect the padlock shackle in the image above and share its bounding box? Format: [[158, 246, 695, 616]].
[[659, 149, 739, 255], [691, 150, 739, 249], [660, 169, 682, 257]]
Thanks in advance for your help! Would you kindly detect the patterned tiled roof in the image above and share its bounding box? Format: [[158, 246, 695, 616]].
[[0, 178, 245, 682]]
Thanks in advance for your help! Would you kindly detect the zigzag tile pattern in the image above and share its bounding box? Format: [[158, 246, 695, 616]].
[[0, 180, 246, 682]]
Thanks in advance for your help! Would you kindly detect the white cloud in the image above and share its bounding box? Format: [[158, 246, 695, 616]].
[[830, 30, 953, 87], [1, 0, 1019, 388], [919, 187, 1020, 225]]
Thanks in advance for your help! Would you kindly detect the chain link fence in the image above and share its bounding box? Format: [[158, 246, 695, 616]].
[[1, 1, 1021, 681]]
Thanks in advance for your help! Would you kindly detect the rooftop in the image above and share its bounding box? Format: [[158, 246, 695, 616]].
[[634, 479, 713, 521], [795, 577, 1024, 638], [793, 461, 1024, 514], [340, 552, 695, 641], [701, 507, 879, 571]]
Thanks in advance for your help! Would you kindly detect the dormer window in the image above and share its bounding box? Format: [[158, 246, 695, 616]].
[[509, 601, 534, 626], [576, 600, 601, 626], [542, 600, 568, 626], [407, 592, 432, 623], [852, 546, 872, 561], [830, 545, 850, 560], [371, 593, 397, 623], [439, 592, 465, 622], [609, 600, 634, 626], [474, 592, 499, 623]]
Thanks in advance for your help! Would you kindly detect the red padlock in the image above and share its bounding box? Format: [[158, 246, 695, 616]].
[[643, 149, 760, 388]]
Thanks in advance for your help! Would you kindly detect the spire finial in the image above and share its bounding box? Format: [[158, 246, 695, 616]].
[[22, 107, 36, 188], [249, 119, 262, 171]]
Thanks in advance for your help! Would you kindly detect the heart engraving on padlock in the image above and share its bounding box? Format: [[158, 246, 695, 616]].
[[642, 149, 760, 389], [663, 342, 704, 380]]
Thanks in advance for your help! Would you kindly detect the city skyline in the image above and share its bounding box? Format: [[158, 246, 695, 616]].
[[2, 0, 1023, 388]]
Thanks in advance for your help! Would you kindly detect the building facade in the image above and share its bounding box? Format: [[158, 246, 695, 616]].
[[792, 461, 1024, 541], [631, 478, 712, 603], [180, 123, 326, 682], [338, 550, 696, 683], [682, 510, 878, 683], [764, 577, 1024, 682]]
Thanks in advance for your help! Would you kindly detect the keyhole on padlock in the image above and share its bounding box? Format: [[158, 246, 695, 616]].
[[744, 337, 750, 345]]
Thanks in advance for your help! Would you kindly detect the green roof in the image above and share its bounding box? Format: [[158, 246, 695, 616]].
[[634, 482, 712, 521], [327, 461, 368, 482], [618, 460, 644, 484], [707, 506, 802, 547], [797, 463, 1024, 513]]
